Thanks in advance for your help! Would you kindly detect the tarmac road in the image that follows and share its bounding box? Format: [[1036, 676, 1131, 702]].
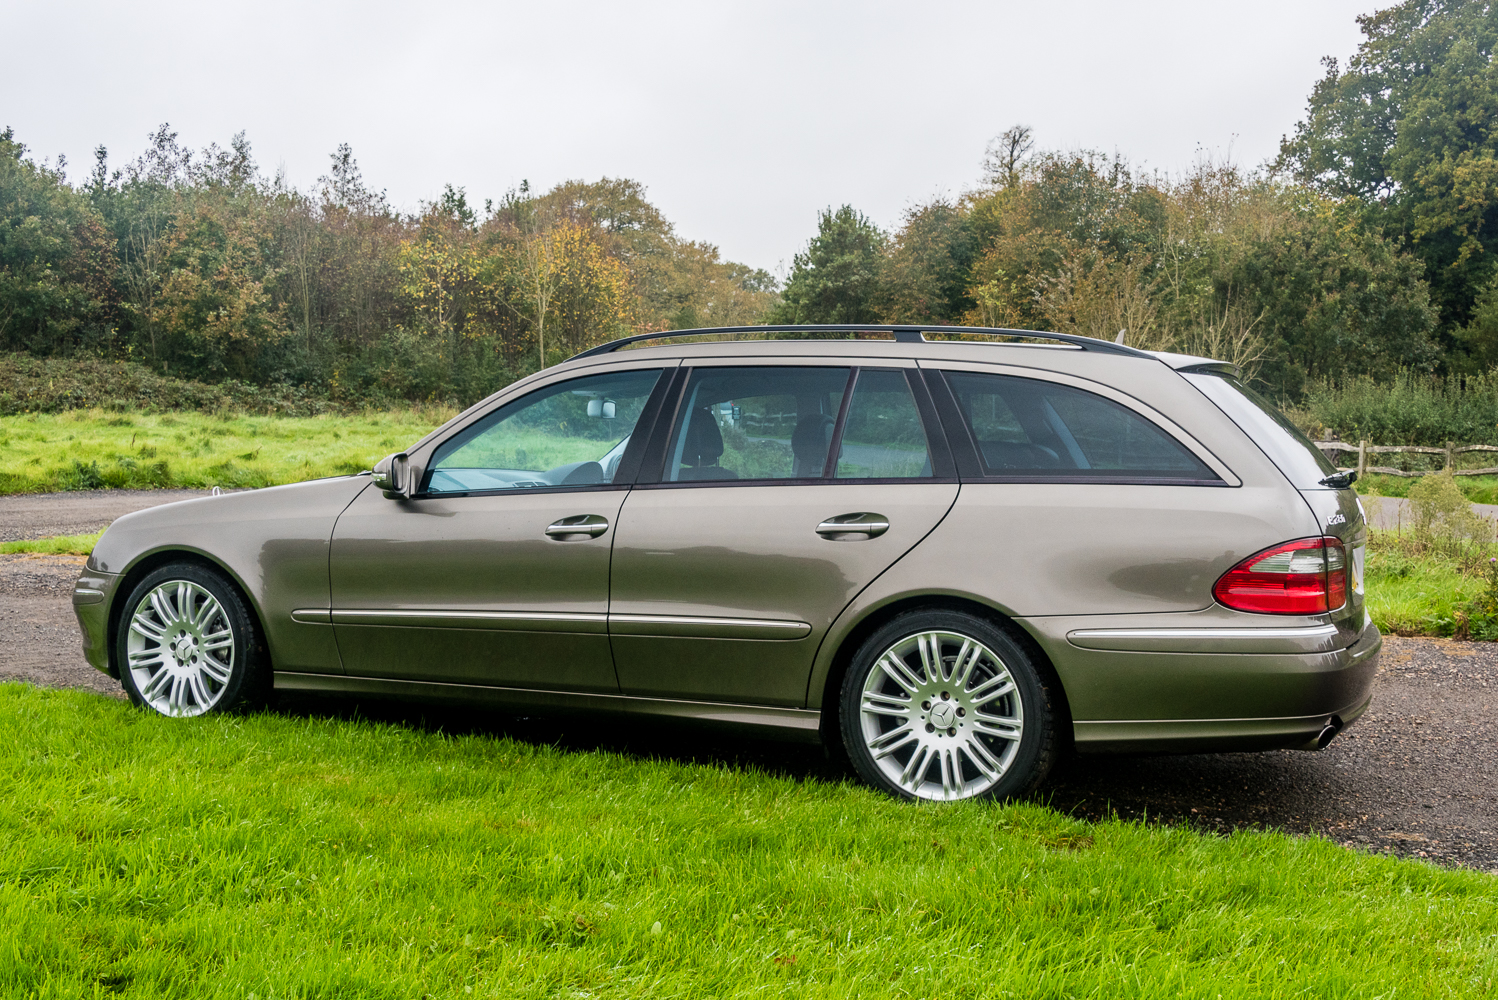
[[2, 489, 1495, 873]]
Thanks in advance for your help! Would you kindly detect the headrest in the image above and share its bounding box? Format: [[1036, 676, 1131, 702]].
[[791, 412, 835, 477], [681, 407, 725, 467]]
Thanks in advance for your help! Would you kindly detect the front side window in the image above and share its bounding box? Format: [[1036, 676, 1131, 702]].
[[665, 367, 850, 482], [944, 371, 1216, 481], [423, 368, 663, 494], [834, 369, 932, 479]]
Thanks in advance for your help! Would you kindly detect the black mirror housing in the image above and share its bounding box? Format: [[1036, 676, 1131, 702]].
[[372, 452, 411, 499]]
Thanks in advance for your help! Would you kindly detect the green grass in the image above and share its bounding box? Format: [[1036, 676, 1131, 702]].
[[1364, 532, 1487, 636], [0, 529, 102, 555], [0, 408, 454, 494], [3, 684, 1496, 998], [1358, 473, 1498, 504]]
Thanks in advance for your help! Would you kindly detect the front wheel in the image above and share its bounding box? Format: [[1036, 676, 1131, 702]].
[[116, 563, 267, 717], [839, 610, 1058, 802]]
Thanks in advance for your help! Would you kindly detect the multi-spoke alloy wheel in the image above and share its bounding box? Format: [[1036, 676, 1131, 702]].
[[115, 564, 266, 717], [840, 611, 1056, 802]]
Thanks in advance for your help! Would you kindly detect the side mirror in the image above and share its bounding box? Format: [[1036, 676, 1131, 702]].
[[372, 452, 411, 499]]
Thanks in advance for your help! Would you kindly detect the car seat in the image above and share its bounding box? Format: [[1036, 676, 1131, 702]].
[[677, 408, 738, 480], [791, 413, 835, 478]]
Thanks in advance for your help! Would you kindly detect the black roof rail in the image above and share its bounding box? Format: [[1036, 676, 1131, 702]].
[[568, 324, 1155, 361]]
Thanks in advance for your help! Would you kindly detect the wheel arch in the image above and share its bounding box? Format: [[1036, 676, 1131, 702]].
[[106, 547, 269, 679], [812, 592, 1074, 751]]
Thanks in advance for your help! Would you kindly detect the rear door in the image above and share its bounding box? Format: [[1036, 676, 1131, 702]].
[[607, 361, 959, 706]]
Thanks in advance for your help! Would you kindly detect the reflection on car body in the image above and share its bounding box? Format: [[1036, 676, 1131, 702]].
[[74, 325, 1380, 802]]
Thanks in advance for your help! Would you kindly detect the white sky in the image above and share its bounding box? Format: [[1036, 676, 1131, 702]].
[[5, 0, 1372, 274]]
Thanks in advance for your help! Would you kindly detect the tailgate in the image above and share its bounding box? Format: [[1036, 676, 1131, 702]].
[[1298, 487, 1368, 647]]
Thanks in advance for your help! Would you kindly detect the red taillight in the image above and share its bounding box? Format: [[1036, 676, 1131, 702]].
[[1213, 537, 1348, 615]]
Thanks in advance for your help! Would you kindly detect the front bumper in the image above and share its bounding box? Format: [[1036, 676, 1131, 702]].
[[72, 565, 121, 677], [1019, 611, 1382, 754]]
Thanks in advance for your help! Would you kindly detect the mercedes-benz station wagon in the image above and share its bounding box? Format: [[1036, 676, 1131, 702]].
[[73, 326, 1380, 802]]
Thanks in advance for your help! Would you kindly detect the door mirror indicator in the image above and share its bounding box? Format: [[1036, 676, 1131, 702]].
[[373, 452, 411, 499]]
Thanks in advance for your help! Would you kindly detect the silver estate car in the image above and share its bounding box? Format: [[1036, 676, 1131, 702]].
[[73, 326, 1380, 802]]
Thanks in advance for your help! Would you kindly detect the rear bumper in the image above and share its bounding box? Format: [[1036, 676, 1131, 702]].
[[1018, 611, 1381, 754]]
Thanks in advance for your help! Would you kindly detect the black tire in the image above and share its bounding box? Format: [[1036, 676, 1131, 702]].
[[839, 609, 1058, 802], [115, 562, 269, 716]]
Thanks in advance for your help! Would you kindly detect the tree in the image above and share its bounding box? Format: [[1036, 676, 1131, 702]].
[[770, 206, 885, 325], [878, 199, 976, 324], [0, 127, 113, 354], [982, 125, 1034, 189], [1278, 0, 1498, 334]]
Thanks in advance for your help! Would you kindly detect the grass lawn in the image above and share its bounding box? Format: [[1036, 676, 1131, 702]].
[[0, 408, 454, 494], [1363, 528, 1491, 638], [1359, 473, 1498, 505], [3, 683, 1496, 998]]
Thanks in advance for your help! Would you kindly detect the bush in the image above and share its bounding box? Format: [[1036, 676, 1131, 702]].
[[0, 352, 340, 417], [1287, 371, 1498, 446]]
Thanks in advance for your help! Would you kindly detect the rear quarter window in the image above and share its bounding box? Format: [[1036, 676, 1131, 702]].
[[943, 371, 1218, 482], [1183, 371, 1337, 489]]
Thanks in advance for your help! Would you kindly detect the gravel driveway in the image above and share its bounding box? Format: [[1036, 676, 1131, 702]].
[[2, 489, 1495, 873]]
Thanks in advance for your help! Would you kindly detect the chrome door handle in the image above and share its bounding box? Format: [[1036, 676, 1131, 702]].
[[816, 512, 890, 539], [546, 514, 610, 539]]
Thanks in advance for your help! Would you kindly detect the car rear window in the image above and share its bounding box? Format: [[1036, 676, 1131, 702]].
[[1183, 370, 1338, 489], [943, 371, 1217, 481]]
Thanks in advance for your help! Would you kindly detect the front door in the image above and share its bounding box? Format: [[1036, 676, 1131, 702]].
[[608, 364, 959, 706], [330, 366, 666, 690]]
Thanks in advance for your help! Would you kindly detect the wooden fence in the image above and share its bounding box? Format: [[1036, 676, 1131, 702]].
[[1314, 440, 1498, 478]]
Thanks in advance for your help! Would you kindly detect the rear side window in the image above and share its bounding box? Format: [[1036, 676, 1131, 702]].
[[1184, 371, 1336, 489], [665, 367, 850, 481], [944, 371, 1217, 481], [834, 369, 932, 479]]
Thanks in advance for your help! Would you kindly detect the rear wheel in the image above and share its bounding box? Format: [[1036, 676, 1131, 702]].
[[839, 610, 1057, 801], [116, 563, 267, 716]]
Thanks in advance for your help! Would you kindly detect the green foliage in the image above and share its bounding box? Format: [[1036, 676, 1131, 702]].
[[0, 127, 115, 355], [0, 350, 338, 416], [771, 206, 885, 325], [1364, 524, 1488, 635], [1290, 370, 1498, 445], [0, 128, 777, 406], [809, 147, 1436, 397], [4, 683, 1498, 998], [877, 199, 977, 324], [1278, 0, 1498, 338], [1408, 470, 1493, 541]]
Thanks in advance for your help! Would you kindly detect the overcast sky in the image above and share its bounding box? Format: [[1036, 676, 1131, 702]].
[[5, 0, 1373, 274]]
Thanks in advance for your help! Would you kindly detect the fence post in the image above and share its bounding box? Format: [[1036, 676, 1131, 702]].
[[1358, 439, 1367, 478], [1445, 440, 1455, 472]]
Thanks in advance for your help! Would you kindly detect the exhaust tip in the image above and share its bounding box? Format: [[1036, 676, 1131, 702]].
[[1315, 714, 1345, 750]]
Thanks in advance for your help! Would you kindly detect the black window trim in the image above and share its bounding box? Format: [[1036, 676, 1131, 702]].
[[926, 368, 1231, 488], [634, 363, 957, 489]]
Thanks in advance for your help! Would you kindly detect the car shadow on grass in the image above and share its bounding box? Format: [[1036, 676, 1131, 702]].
[[266, 690, 1498, 873], [271, 692, 1348, 833]]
